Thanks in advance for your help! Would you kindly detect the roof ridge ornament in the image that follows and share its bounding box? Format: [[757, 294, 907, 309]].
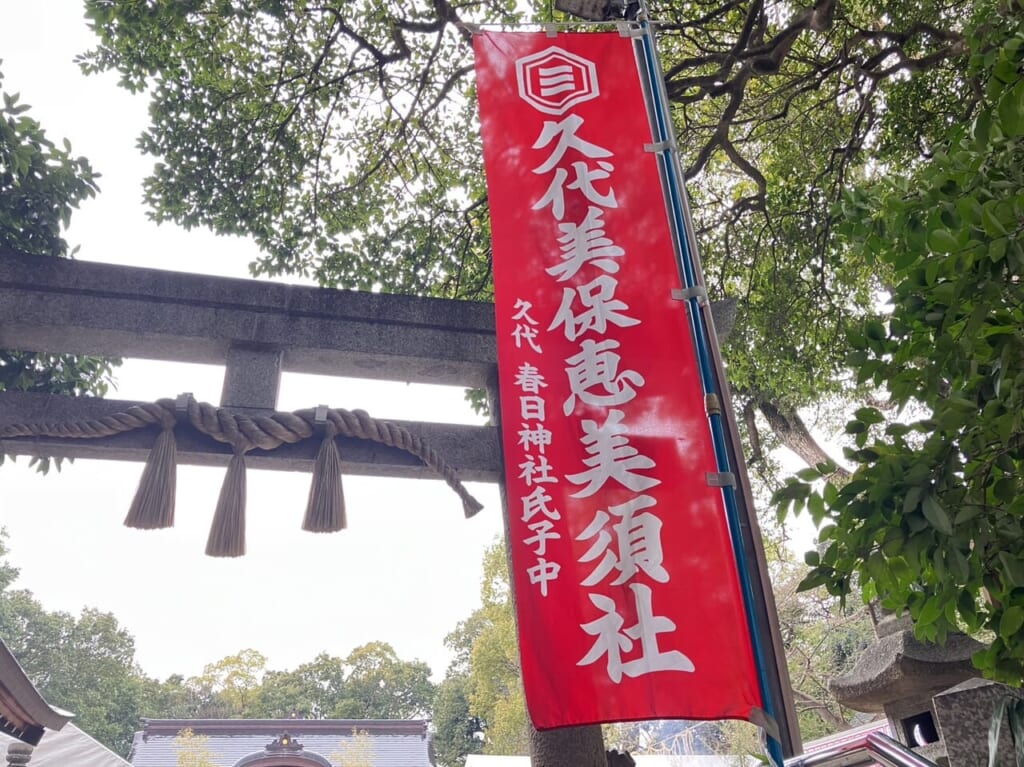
[[265, 732, 303, 753]]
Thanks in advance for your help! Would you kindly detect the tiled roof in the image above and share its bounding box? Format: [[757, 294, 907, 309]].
[[129, 719, 432, 767]]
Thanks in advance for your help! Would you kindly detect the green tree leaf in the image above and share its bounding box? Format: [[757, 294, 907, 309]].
[[922, 494, 954, 535], [999, 606, 1024, 640], [928, 228, 960, 254]]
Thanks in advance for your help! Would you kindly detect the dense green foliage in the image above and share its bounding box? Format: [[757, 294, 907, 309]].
[[438, 542, 527, 762], [0, 72, 97, 258], [777, 13, 1024, 682], [432, 673, 483, 767], [253, 643, 435, 719], [170, 642, 435, 720], [0, 68, 115, 409], [78, 0, 506, 298]]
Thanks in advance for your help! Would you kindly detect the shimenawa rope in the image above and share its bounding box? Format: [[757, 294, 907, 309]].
[[0, 395, 483, 557]]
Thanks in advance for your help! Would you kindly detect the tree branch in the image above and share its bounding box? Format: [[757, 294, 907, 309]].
[[758, 399, 851, 481]]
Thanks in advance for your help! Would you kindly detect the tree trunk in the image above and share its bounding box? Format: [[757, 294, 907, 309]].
[[758, 399, 851, 481], [529, 721, 607, 767]]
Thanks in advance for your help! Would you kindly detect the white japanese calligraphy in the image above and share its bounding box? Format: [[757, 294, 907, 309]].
[[566, 409, 660, 497], [549, 274, 640, 341], [512, 298, 542, 353], [563, 339, 645, 416], [518, 422, 553, 454], [531, 114, 613, 174], [521, 486, 561, 523], [577, 583, 695, 683], [518, 454, 558, 486], [519, 395, 546, 421], [533, 162, 617, 220], [566, 160, 616, 208], [547, 206, 625, 282], [504, 73, 690, 688], [528, 557, 561, 597], [525, 519, 560, 556], [515, 363, 548, 394], [576, 494, 669, 586]]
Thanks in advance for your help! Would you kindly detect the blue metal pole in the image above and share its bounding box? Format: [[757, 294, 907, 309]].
[[632, 14, 787, 767]]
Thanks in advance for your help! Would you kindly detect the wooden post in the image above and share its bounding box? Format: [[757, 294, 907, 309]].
[[529, 720, 606, 767]]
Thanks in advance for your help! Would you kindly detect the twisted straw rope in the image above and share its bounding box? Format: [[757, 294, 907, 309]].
[[0, 396, 482, 516]]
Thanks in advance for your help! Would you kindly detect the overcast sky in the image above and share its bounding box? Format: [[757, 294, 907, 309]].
[[0, 1, 505, 683]]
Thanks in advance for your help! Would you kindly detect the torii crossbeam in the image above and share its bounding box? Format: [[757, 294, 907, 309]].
[[0, 248, 501, 478]]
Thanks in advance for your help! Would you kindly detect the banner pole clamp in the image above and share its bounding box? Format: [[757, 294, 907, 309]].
[[706, 472, 737, 488], [671, 286, 707, 304], [617, 21, 647, 38], [645, 138, 676, 153]]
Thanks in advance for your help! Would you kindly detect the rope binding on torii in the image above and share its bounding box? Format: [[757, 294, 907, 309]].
[[0, 394, 484, 557]]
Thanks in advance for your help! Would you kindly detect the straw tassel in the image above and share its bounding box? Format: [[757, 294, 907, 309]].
[[462, 496, 484, 518], [205, 448, 248, 557], [124, 416, 177, 530], [303, 420, 346, 533]]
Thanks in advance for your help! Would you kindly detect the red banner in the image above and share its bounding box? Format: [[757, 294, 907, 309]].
[[474, 31, 763, 729]]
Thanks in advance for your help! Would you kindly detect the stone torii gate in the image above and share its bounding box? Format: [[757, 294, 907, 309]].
[[0, 247, 797, 764]]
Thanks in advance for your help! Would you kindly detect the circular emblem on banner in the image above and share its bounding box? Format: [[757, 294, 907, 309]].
[[515, 46, 600, 115]]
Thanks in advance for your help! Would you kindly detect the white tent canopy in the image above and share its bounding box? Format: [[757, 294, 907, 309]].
[[0, 723, 131, 767]]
